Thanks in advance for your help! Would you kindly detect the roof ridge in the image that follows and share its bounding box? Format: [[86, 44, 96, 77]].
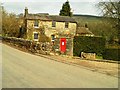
[[26, 14, 76, 23]]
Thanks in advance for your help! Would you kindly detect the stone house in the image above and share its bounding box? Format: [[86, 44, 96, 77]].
[[19, 7, 94, 56], [22, 7, 77, 42]]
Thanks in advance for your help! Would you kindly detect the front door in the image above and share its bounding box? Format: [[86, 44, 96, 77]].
[[60, 38, 66, 53]]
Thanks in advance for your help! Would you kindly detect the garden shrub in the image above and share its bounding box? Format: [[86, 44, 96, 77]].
[[103, 48, 120, 61], [73, 36, 106, 57]]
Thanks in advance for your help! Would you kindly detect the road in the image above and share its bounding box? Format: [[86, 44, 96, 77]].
[[0, 42, 2, 89], [2, 43, 118, 88]]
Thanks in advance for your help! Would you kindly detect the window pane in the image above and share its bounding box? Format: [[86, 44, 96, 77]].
[[51, 35, 55, 40], [65, 22, 69, 28], [34, 33, 38, 39], [52, 21, 56, 27], [34, 20, 39, 27]]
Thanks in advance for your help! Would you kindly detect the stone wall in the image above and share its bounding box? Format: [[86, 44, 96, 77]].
[[26, 19, 77, 41], [54, 38, 73, 56], [2, 37, 52, 55], [45, 22, 76, 38], [81, 52, 96, 60]]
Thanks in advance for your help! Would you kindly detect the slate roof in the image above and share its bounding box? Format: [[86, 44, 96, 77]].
[[76, 27, 94, 35], [49, 15, 77, 23], [25, 14, 77, 23], [25, 14, 51, 21]]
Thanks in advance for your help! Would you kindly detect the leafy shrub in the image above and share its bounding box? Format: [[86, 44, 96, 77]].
[[73, 36, 106, 56], [103, 48, 120, 61]]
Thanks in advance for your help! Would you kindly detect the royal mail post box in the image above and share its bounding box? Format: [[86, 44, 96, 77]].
[[60, 38, 66, 52]]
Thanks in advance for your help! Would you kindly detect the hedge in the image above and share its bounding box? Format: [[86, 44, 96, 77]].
[[73, 36, 106, 56], [103, 48, 120, 61]]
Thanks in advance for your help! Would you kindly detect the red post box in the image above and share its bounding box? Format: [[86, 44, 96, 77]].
[[60, 38, 66, 53]]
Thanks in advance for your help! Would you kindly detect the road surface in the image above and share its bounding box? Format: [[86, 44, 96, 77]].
[[0, 42, 2, 89], [2, 43, 118, 88]]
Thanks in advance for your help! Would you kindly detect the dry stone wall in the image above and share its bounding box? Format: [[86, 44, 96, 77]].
[[2, 37, 52, 55]]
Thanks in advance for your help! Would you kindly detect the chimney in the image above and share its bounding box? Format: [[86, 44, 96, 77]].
[[24, 7, 28, 17]]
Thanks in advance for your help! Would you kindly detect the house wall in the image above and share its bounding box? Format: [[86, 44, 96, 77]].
[[54, 38, 73, 56], [26, 20, 40, 41], [26, 19, 77, 41], [45, 21, 77, 38]]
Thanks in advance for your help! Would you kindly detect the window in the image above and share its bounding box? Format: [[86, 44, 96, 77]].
[[34, 33, 38, 39], [52, 21, 56, 27], [65, 22, 69, 28], [51, 35, 55, 42], [34, 20, 39, 28], [33, 32, 39, 41]]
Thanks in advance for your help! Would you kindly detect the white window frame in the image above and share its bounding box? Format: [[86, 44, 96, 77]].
[[34, 20, 39, 28], [33, 32, 39, 41]]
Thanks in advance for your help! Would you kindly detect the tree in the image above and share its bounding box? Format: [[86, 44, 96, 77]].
[[97, 1, 120, 44], [2, 7, 20, 37], [59, 0, 72, 17], [0, 4, 2, 35], [98, 1, 119, 18]]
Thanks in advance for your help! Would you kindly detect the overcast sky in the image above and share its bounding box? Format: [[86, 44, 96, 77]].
[[1, 0, 106, 16]]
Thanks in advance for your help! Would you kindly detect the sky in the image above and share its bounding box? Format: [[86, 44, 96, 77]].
[[1, 0, 106, 16]]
